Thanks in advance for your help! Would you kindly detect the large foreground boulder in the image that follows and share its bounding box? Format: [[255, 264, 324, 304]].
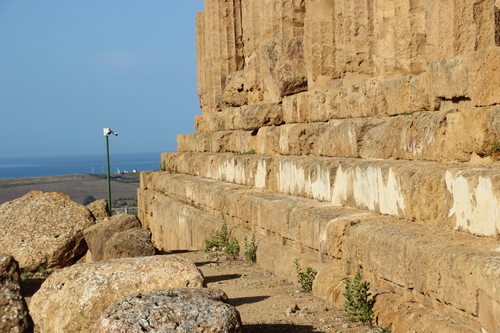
[[0, 254, 33, 333], [92, 288, 242, 333], [30, 255, 205, 333], [83, 213, 155, 261], [0, 191, 95, 270]]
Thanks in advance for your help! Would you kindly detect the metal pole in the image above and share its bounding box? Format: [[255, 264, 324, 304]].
[[106, 135, 112, 213]]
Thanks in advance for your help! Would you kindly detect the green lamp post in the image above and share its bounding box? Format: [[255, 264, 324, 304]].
[[103, 127, 118, 213]]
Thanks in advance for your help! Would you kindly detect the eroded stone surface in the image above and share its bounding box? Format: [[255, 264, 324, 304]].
[[0, 254, 33, 333], [30, 255, 205, 333], [92, 288, 241, 333], [83, 213, 154, 261], [0, 191, 95, 270], [86, 199, 110, 220]]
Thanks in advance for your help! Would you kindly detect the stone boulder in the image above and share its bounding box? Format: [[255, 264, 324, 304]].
[[0, 254, 33, 333], [0, 191, 95, 271], [102, 228, 156, 260], [86, 199, 110, 220], [83, 213, 155, 261], [92, 288, 242, 333], [30, 255, 205, 333]]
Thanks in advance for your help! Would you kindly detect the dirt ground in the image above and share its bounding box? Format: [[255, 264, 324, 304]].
[[22, 251, 376, 333], [0, 174, 139, 205]]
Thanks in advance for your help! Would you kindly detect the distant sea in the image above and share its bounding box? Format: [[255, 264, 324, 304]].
[[0, 152, 163, 179]]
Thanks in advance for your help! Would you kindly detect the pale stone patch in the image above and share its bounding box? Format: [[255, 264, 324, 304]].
[[331, 166, 405, 216], [278, 161, 331, 201], [445, 171, 500, 237]]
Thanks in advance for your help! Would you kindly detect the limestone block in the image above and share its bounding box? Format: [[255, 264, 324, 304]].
[[442, 107, 495, 161], [453, 0, 496, 56], [83, 213, 142, 261], [469, 47, 500, 107], [313, 118, 384, 157], [430, 54, 469, 99], [487, 105, 500, 137], [30, 255, 205, 333], [373, 6, 427, 75], [255, 126, 281, 155], [138, 188, 223, 251], [304, 0, 336, 89], [92, 288, 242, 333], [426, 0, 497, 61], [278, 123, 326, 156], [102, 228, 156, 261], [0, 254, 33, 333], [425, 0, 455, 62], [216, 70, 247, 111], [0, 191, 95, 271], [361, 108, 495, 162], [86, 199, 110, 220], [264, 37, 308, 100], [334, 0, 375, 76]]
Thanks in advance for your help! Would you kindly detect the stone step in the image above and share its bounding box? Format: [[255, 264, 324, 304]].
[[161, 152, 500, 238], [183, 105, 500, 164], [138, 172, 498, 332]]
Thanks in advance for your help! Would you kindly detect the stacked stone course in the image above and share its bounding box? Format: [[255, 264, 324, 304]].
[[139, 1, 500, 331]]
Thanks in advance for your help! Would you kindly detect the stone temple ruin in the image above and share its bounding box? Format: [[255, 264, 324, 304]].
[[138, 1, 500, 331]]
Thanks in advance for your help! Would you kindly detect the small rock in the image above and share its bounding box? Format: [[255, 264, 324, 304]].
[[342, 323, 350, 328]]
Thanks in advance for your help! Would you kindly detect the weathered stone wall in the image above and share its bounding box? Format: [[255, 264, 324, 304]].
[[139, 1, 500, 332]]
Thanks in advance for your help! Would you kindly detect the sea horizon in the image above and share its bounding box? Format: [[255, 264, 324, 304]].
[[0, 152, 164, 179]]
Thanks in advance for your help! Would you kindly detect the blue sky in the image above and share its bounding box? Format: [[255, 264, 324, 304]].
[[0, 1, 204, 158]]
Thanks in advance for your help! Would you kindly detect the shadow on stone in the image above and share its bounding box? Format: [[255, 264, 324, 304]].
[[21, 278, 46, 298]]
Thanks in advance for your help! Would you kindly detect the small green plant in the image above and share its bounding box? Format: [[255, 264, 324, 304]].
[[225, 237, 240, 259], [293, 259, 317, 292], [235, 149, 256, 155], [484, 142, 500, 157], [218, 119, 226, 131], [343, 268, 375, 327], [244, 234, 257, 262], [159, 161, 167, 171], [204, 220, 240, 259], [205, 220, 229, 251], [21, 270, 33, 279]]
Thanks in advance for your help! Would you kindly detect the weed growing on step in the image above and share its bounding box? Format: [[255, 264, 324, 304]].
[[244, 234, 257, 262], [293, 259, 317, 292], [343, 268, 375, 327], [205, 220, 229, 251], [225, 238, 240, 259], [204, 220, 240, 259], [235, 149, 255, 155], [484, 142, 500, 157]]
